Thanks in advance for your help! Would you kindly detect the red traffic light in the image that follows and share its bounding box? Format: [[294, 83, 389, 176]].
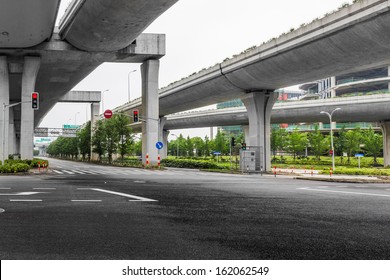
[[104, 109, 113, 119], [133, 110, 139, 122], [32, 92, 39, 110]]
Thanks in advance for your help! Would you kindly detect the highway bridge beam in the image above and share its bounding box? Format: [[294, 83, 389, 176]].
[[141, 59, 160, 165], [241, 91, 278, 172], [20, 56, 40, 160], [0, 56, 10, 163]]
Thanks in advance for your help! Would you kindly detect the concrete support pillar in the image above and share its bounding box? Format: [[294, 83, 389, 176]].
[[330, 76, 336, 98], [0, 56, 10, 163], [210, 127, 214, 140], [159, 116, 168, 158], [141, 59, 160, 166], [381, 121, 390, 167], [241, 91, 278, 171], [90, 102, 100, 161], [8, 107, 16, 155], [387, 66, 390, 92], [242, 125, 249, 143], [20, 56, 40, 160]]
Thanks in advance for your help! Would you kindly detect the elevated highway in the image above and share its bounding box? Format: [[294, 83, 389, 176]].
[[113, 0, 390, 169], [160, 94, 390, 130], [0, 0, 178, 162]]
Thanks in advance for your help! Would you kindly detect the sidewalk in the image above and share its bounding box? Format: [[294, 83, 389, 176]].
[[270, 168, 390, 183]]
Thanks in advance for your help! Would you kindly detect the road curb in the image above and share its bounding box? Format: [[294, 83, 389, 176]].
[[294, 176, 390, 184]]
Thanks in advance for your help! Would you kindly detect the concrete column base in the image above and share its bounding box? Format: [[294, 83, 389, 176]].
[[241, 91, 278, 171], [141, 60, 160, 166], [20, 56, 40, 160], [381, 121, 390, 167]]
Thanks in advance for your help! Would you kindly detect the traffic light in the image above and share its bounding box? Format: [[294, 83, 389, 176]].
[[242, 142, 247, 150], [231, 137, 235, 147], [32, 92, 39, 110], [133, 110, 139, 122]]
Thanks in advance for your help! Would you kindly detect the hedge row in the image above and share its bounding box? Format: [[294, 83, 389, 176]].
[[321, 167, 390, 176], [0, 158, 48, 174], [0, 163, 30, 173], [161, 158, 224, 169]]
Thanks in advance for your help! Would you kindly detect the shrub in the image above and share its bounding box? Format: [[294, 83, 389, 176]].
[[161, 158, 224, 169]]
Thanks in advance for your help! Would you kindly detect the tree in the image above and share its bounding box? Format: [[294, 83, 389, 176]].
[[362, 127, 383, 165], [77, 121, 91, 161], [104, 117, 119, 164], [213, 130, 227, 155], [344, 128, 362, 164], [308, 126, 330, 160], [92, 120, 106, 162], [286, 129, 307, 159], [192, 137, 204, 157], [185, 136, 194, 156], [271, 128, 287, 159], [203, 136, 211, 157], [114, 114, 133, 164]]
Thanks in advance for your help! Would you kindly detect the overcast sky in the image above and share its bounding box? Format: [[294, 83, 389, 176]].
[[39, 0, 353, 138]]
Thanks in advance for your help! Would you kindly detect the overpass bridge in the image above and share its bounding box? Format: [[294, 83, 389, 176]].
[[127, 94, 390, 165], [111, 0, 390, 169], [0, 0, 178, 163]]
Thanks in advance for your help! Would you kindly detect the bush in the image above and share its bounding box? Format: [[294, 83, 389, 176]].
[[0, 162, 30, 173], [161, 158, 224, 169]]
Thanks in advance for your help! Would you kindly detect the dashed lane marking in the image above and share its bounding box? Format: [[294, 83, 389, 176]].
[[71, 200, 102, 202], [0, 208, 5, 213], [53, 170, 63, 174], [9, 199, 42, 202], [33, 188, 56, 190]]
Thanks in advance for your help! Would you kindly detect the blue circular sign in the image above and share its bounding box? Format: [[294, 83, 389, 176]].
[[156, 141, 164, 150]]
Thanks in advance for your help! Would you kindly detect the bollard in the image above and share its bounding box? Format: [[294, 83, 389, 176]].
[[274, 166, 277, 177], [291, 166, 294, 174], [311, 167, 314, 176], [304, 166, 306, 174], [157, 155, 161, 169], [330, 168, 333, 177], [146, 153, 149, 167], [38, 162, 41, 172]]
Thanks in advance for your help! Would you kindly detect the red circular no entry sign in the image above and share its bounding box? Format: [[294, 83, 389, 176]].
[[104, 109, 113, 119]]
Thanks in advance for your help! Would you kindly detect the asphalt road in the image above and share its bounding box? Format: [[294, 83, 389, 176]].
[[1, 158, 390, 260]]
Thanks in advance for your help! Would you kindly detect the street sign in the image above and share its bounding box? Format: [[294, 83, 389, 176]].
[[355, 154, 364, 157], [213, 151, 221, 155], [104, 109, 113, 119], [156, 141, 164, 150]]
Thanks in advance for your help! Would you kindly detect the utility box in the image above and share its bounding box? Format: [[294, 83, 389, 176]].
[[240, 146, 263, 173]]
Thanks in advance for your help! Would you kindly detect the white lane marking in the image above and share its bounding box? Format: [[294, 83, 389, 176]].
[[87, 188, 157, 202], [134, 181, 146, 183], [70, 170, 86, 174], [53, 170, 63, 174], [0, 208, 5, 213], [80, 170, 99, 175], [0, 192, 46, 196], [62, 170, 75, 174], [33, 188, 56, 190], [298, 187, 390, 198], [10, 199, 42, 202], [71, 200, 102, 202]]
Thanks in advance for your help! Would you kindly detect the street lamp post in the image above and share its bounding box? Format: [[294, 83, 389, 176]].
[[171, 133, 179, 158], [127, 70, 137, 102], [320, 108, 341, 171]]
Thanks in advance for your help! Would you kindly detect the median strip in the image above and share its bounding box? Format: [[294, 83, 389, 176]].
[[298, 187, 390, 198]]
